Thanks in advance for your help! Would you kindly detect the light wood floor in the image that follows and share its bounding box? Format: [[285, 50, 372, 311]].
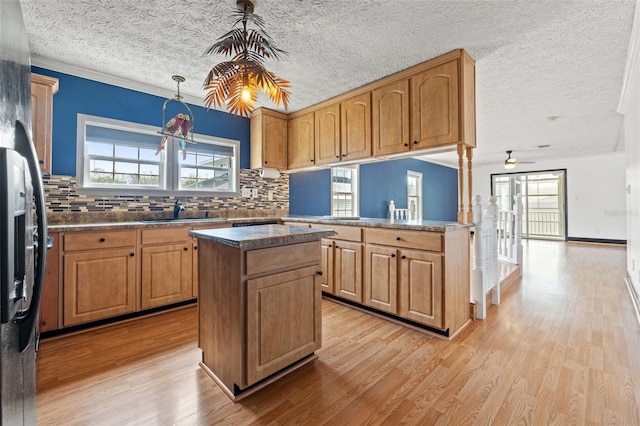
[[36, 240, 640, 425]]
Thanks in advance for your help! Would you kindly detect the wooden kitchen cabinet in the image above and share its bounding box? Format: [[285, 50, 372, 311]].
[[140, 227, 194, 309], [314, 103, 341, 165], [340, 92, 371, 161], [190, 223, 231, 298], [410, 51, 476, 149], [287, 112, 315, 169], [333, 240, 363, 303], [250, 108, 288, 170], [31, 73, 58, 174], [39, 231, 60, 332], [319, 238, 334, 293], [372, 79, 411, 156], [364, 244, 398, 314], [399, 249, 443, 328], [62, 230, 137, 326]]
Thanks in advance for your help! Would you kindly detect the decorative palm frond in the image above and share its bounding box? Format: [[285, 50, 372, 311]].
[[202, 5, 290, 117]]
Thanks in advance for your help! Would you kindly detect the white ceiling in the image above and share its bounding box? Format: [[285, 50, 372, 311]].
[[20, 0, 637, 168]]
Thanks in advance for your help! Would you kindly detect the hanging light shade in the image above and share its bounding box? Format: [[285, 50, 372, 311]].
[[202, 0, 291, 117]]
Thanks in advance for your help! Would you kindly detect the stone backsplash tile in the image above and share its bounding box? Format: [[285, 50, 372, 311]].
[[45, 169, 289, 224]]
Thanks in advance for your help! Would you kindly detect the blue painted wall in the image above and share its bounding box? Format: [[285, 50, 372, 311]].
[[32, 67, 250, 176], [288, 169, 332, 215], [289, 158, 458, 221]]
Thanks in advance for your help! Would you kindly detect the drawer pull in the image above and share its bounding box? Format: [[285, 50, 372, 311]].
[[183, 247, 188, 251], [129, 253, 135, 257], [316, 271, 323, 276], [401, 255, 407, 259], [335, 245, 339, 249], [99, 237, 106, 243], [396, 237, 401, 241], [413, 140, 418, 145], [391, 253, 396, 258]]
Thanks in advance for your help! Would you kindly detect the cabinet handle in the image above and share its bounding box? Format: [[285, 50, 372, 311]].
[[38, 160, 44, 164], [404, 143, 409, 147], [336, 155, 340, 158], [310, 159, 314, 162], [391, 253, 396, 258], [413, 141, 418, 145], [396, 236, 401, 241], [129, 253, 135, 257], [183, 247, 188, 251], [99, 237, 106, 243], [401, 255, 407, 259], [342, 153, 347, 157], [328, 244, 332, 248], [316, 271, 323, 276], [264, 161, 268, 164], [335, 245, 339, 249], [194, 246, 198, 250]]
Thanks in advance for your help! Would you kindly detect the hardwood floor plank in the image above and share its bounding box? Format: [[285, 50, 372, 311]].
[[36, 240, 640, 424]]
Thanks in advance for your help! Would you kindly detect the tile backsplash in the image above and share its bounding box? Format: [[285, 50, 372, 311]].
[[45, 169, 289, 224]]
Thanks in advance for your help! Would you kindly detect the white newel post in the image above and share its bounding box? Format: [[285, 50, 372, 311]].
[[472, 195, 486, 319], [485, 196, 500, 305], [388, 200, 395, 222], [513, 195, 523, 275]]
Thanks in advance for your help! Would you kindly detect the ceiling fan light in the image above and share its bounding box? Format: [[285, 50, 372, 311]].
[[504, 162, 515, 169]]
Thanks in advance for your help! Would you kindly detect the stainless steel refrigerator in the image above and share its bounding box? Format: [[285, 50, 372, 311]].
[[0, 0, 48, 424]]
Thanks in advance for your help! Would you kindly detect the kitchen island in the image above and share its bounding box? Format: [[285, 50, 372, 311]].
[[190, 224, 334, 401], [282, 216, 472, 339]]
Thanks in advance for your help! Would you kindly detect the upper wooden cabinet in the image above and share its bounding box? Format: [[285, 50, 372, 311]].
[[411, 51, 475, 149], [341, 92, 372, 161], [250, 108, 288, 170], [314, 103, 341, 165], [372, 79, 410, 156], [31, 73, 58, 174], [287, 112, 315, 169]]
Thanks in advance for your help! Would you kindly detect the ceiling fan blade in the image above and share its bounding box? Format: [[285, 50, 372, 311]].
[[516, 160, 536, 164]]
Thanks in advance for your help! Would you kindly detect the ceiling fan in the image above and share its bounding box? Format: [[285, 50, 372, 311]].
[[504, 150, 535, 169]]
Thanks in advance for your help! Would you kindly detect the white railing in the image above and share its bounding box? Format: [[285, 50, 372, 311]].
[[472, 194, 523, 320], [388, 200, 416, 221]]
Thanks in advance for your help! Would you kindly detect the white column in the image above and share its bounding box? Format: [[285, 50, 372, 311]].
[[513, 195, 524, 274], [485, 196, 500, 305], [472, 195, 486, 319]]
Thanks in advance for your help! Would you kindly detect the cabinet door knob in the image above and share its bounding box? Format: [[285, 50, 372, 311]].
[[336, 155, 340, 158], [316, 271, 323, 276], [342, 153, 347, 157], [129, 253, 135, 257], [335, 245, 339, 249], [310, 159, 314, 162], [264, 161, 268, 164], [396, 236, 401, 241], [38, 159, 44, 164], [391, 253, 396, 258], [413, 141, 418, 145], [183, 247, 188, 251], [328, 244, 332, 248], [404, 143, 409, 147], [194, 246, 198, 250], [99, 237, 106, 243], [401, 255, 407, 259]]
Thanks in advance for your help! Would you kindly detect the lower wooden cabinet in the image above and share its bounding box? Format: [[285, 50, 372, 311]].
[[334, 240, 363, 303], [63, 248, 137, 326], [141, 243, 193, 309], [39, 231, 59, 332], [364, 244, 398, 314], [399, 249, 443, 328], [319, 238, 334, 293], [246, 265, 321, 385]]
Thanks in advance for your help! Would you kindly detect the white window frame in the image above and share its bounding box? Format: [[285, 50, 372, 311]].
[[331, 165, 359, 217], [76, 114, 240, 196], [407, 170, 422, 220]]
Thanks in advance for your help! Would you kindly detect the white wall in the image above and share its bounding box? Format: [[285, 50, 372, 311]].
[[621, 0, 640, 296], [473, 153, 627, 241]]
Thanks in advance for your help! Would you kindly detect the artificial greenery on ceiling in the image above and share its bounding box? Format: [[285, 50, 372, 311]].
[[202, 5, 291, 117]]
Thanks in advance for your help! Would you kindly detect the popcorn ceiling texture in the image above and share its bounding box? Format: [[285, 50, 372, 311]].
[[44, 169, 289, 224], [21, 0, 636, 168]]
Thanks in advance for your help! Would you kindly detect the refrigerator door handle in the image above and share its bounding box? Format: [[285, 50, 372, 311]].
[[14, 120, 47, 352]]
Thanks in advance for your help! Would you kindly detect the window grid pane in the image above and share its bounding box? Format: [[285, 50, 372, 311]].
[[332, 166, 357, 217]]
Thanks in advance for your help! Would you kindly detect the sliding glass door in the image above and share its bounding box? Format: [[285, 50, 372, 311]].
[[491, 170, 567, 240]]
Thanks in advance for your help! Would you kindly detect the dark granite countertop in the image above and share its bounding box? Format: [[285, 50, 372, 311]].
[[190, 224, 335, 249], [48, 216, 280, 232], [282, 216, 472, 232]]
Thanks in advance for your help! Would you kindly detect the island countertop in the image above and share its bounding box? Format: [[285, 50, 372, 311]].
[[281, 216, 472, 232], [189, 224, 335, 249]]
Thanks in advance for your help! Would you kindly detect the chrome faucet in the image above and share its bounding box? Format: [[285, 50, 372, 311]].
[[173, 199, 186, 219]]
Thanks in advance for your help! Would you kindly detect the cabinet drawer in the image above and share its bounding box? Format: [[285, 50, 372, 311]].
[[310, 224, 362, 242], [245, 241, 320, 276], [365, 228, 442, 252], [63, 230, 136, 251], [141, 227, 191, 245]]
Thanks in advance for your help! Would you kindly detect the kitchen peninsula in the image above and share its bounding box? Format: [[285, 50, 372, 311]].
[[190, 224, 334, 401], [282, 216, 472, 339]]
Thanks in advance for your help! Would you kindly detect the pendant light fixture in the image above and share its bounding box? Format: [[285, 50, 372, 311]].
[[202, 0, 291, 117]]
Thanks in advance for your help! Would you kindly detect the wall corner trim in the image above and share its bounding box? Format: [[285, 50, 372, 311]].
[[618, 0, 640, 114]]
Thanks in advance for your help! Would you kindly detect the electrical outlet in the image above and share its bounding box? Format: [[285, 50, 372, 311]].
[[268, 191, 274, 201], [241, 187, 251, 198], [251, 188, 259, 198]]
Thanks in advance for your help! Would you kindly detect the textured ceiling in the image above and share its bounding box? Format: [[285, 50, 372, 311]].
[[20, 0, 637, 168]]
